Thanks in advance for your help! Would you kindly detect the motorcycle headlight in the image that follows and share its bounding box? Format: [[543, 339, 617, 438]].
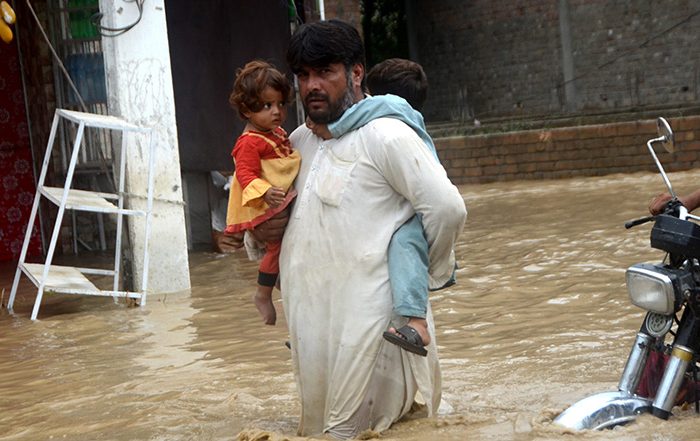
[[626, 264, 676, 315]]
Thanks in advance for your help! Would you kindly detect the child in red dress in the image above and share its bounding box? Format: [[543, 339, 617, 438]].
[[225, 60, 301, 325]]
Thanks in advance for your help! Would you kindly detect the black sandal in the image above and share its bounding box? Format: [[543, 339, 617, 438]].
[[382, 325, 428, 356]]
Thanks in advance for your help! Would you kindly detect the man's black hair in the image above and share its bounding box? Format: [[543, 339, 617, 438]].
[[287, 19, 365, 74]]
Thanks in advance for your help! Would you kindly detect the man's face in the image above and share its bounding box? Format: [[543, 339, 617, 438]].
[[296, 62, 363, 124]]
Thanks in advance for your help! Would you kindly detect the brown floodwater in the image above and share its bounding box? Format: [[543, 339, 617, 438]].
[[2, 170, 700, 441]]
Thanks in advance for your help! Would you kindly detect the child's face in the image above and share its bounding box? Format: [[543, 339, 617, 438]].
[[244, 86, 287, 132]]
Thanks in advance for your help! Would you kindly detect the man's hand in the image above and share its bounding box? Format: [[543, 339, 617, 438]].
[[649, 192, 673, 215], [650, 188, 700, 215], [249, 207, 290, 243], [215, 230, 244, 252], [306, 116, 332, 140]]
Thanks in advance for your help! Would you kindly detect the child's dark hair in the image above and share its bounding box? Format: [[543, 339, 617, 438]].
[[229, 60, 291, 120], [367, 58, 428, 111]]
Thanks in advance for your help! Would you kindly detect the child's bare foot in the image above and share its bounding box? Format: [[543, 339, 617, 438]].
[[393, 317, 430, 345], [408, 317, 430, 346], [253, 287, 276, 325]]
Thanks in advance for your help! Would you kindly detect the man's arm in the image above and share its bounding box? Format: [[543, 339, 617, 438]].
[[247, 208, 290, 243], [650, 188, 700, 215], [683, 190, 700, 212]]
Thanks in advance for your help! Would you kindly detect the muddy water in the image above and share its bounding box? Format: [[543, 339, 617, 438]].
[[2, 170, 700, 441]]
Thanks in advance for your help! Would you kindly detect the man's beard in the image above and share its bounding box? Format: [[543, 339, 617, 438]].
[[304, 76, 356, 124]]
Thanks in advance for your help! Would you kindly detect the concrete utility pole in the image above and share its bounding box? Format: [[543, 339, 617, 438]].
[[99, 0, 191, 294]]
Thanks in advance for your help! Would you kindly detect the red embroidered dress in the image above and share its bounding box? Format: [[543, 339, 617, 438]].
[[225, 127, 301, 233]]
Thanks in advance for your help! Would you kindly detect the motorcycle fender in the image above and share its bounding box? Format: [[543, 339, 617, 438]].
[[553, 390, 652, 431]]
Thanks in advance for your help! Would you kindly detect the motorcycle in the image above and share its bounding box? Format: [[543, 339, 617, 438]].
[[554, 117, 700, 430]]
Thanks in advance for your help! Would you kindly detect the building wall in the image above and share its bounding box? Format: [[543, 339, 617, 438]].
[[299, 1, 700, 185], [315, 1, 700, 124], [15, 0, 55, 160], [166, 1, 294, 172], [434, 115, 700, 184], [13, 0, 66, 253], [15, 0, 117, 254], [304, 0, 362, 31], [0, 36, 42, 261], [412, 0, 700, 123]]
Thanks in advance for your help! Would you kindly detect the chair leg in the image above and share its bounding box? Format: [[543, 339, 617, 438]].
[[30, 285, 46, 321]]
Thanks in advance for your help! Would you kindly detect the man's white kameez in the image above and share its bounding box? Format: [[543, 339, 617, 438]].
[[280, 117, 467, 438]]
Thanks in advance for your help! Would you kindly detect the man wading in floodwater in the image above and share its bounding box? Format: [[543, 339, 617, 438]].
[[255, 20, 466, 438]]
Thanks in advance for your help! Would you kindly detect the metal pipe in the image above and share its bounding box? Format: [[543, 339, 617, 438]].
[[652, 345, 693, 419], [647, 136, 676, 199], [618, 332, 653, 394]]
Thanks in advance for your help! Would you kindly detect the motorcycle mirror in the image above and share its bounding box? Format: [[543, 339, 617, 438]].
[[657, 117, 675, 153], [648, 117, 676, 199]]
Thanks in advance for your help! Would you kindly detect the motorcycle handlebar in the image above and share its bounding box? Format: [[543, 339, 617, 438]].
[[625, 215, 655, 229], [625, 199, 683, 230]]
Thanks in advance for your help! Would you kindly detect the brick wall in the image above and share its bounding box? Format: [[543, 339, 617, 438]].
[[15, 0, 60, 251], [16, 0, 55, 160], [302, 0, 362, 32], [435, 116, 700, 184], [299, 1, 700, 185], [412, 0, 700, 123]]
